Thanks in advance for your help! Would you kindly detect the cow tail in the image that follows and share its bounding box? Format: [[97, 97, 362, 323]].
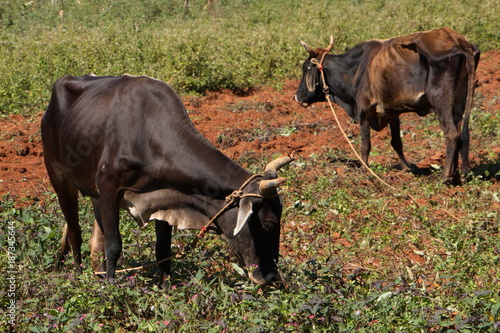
[[460, 44, 477, 174]]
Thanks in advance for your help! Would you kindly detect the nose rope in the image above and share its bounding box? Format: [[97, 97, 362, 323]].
[[311, 52, 329, 94], [94, 174, 266, 276]]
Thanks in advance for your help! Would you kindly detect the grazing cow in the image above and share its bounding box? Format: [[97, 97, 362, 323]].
[[294, 27, 480, 184], [42, 74, 292, 285]]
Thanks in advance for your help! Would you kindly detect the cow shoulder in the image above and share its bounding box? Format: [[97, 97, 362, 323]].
[[330, 40, 382, 121], [347, 41, 385, 110]]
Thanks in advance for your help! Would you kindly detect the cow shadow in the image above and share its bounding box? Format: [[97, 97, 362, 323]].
[[329, 155, 500, 183], [116, 254, 212, 287], [328, 156, 362, 168], [328, 157, 433, 176], [469, 157, 500, 182], [408, 164, 433, 177]]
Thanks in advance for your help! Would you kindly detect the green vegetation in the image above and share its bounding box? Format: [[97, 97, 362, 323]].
[[1, 0, 499, 115], [1, 155, 499, 331]]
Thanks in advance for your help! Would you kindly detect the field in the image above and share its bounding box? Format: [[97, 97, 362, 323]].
[[1, 1, 499, 332]]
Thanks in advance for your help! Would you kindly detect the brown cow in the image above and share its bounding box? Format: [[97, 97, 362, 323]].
[[294, 27, 480, 184]]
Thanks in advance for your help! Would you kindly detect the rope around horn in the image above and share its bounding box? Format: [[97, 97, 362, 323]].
[[94, 174, 265, 276]]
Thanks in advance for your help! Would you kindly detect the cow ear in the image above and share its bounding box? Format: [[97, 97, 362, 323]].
[[306, 69, 317, 92], [234, 198, 253, 236]]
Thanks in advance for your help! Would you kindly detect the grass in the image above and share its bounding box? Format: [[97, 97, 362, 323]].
[[1, 149, 499, 331]]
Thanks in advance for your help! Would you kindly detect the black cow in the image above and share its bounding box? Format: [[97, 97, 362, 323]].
[[295, 27, 480, 184], [42, 74, 292, 285]]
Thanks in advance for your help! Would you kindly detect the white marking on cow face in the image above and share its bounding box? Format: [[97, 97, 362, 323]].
[[234, 198, 253, 236]]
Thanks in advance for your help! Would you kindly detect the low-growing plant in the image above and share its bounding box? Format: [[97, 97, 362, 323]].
[[1, 0, 498, 115], [1, 140, 499, 331]]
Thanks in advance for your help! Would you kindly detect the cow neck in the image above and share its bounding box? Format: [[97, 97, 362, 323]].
[[172, 151, 258, 231], [323, 52, 363, 104], [158, 117, 253, 200], [201, 146, 249, 188], [185, 152, 254, 198], [124, 128, 257, 230]]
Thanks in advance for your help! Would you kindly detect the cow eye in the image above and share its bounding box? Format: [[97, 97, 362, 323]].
[[262, 220, 278, 232]]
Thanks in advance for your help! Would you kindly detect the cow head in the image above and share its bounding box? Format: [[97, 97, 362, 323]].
[[294, 36, 334, 107], [218, 156, 292, 285]]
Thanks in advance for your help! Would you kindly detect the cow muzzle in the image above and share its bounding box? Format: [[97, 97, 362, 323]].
[[294, 94, 311, 108]]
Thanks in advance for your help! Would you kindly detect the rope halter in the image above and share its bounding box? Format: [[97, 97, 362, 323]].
[[301, 35, 334, 95]]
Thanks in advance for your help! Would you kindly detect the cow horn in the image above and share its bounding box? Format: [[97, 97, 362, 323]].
[[264, 155, 293, 173], [259, 177, 286, 197], [325, 35, 334, 53], [300, 40, 316, 57]]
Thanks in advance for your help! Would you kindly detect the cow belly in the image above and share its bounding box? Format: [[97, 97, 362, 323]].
[[371, 91, 431, 129], [377, 91, 431, 114]]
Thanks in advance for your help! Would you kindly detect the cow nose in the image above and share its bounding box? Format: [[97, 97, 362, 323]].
[[294, 94, 310, 108]]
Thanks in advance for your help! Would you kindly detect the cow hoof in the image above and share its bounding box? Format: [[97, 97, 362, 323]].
[[75, 263, 83, 274], [442, 173, 462, 186], [55, 261, 64, 272], [409, 166, 423, 175], [249, 269, 280, 286], [158, 274, 171, 289]]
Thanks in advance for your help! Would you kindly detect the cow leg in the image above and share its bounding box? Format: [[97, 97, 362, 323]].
[[435, 110, 461, 184], [47, 173, 82, 272], [155, 220, 173, 287], [389, 118, 414, 172], [58, 224, 70, 268], [95, 190, 122, 280], [455, 102, 469, 178], [359, 116, 372, 167], [454, 75, 471, 177], [433, 95, 462, 184], [427, 54, 465, 185], [89, 198, 106, 275], [461, 49, 481, 176], [443, 129, 461, 184], [460, 126, 470, 176]]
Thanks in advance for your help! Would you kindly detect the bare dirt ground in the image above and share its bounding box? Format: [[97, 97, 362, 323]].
[[0, 51, 499, 207]]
